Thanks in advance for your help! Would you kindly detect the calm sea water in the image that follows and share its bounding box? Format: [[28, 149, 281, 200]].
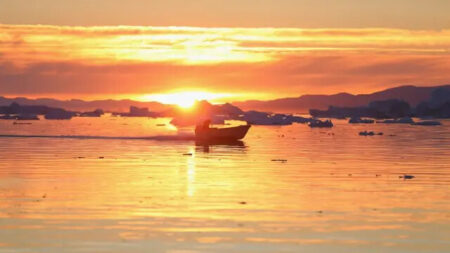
[[0, 116, 449, 253]]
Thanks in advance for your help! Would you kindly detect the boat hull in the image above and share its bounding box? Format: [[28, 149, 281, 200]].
[[195, 125, 251, 141]]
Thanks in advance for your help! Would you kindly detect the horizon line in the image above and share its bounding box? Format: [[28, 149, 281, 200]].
[[1, 83, 449, 105]]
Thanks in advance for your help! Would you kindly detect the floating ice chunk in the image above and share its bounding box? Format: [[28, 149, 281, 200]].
[[412, 120, 442, 126], [349, 117, 375, 124], [377, 117, 414, 124], [309, 119, 333, 128]]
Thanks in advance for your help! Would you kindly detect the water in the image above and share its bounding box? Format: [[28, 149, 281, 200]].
[[0, 116, 449, 253]]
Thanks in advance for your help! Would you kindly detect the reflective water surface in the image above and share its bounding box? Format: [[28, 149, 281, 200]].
[[0, 116, 449, 253]]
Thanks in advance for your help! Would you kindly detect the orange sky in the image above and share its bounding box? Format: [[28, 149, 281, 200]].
[[1, 1, 450, 102], [2, 0, 450, 29]]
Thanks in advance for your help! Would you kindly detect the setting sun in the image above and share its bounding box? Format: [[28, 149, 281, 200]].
[[139, 91, 233, 108]]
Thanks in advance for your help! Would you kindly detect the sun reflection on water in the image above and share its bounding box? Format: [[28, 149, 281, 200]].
[[187, 147, 196, 197]]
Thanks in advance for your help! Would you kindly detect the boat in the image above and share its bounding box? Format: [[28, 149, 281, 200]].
[[195, 124, 251, 141]]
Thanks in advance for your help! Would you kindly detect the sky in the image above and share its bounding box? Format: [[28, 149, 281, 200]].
[[1, 0, 450, 102]]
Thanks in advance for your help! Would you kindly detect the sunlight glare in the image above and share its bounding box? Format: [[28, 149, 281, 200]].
[[140, 91, 233, 108]]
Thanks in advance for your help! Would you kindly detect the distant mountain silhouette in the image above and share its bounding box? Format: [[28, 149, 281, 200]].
[[232, 85, 450, 113], [1, 84, 449, 113], [0, 97, 171, 112]]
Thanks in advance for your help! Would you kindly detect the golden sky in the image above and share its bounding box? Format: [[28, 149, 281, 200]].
[[2, 0, 450, 29], [1, 1, 450, 102]]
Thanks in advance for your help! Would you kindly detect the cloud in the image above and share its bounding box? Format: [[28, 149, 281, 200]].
[[1, 24, 450, 99]]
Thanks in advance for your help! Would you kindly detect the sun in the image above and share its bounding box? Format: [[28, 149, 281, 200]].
[[139, 91, 232, 108]]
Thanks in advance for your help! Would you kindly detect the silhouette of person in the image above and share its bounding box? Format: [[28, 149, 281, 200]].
[[195, 119, 211, 135]]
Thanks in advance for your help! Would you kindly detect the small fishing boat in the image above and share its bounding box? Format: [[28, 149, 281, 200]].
[[195, 124, 251, 141]]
